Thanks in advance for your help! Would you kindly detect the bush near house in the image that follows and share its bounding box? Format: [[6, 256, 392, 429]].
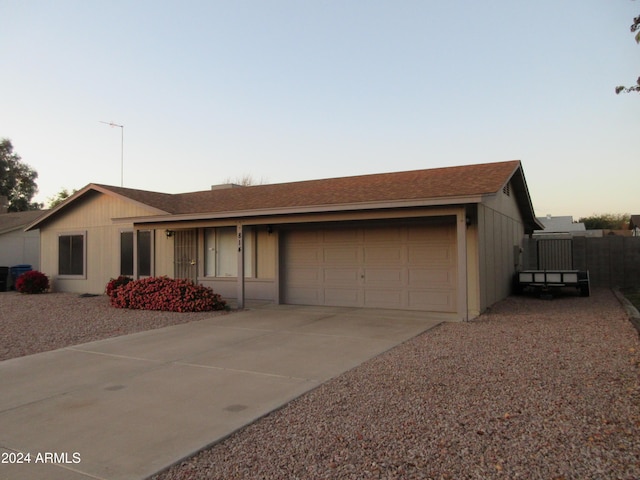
[[106, 275, 133, 298], [15, 270, 49, 294], [108, 276, 227, 312]]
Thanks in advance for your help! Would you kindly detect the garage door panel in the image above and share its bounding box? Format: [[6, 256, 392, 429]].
[[286, 287, 321, 304], [409, 245, 454, 265], [409, 290, 456, 310], [323, 247, 359, 264], [409, 268, 455, 287], [283, 223, 457, 312], [364, 227, 401, 243], [364, 268, 404, 285], [364, 289, 402, 309], [288, 246, 321, 264], [323, 229, 359, 242], [325, 288, 359, 305], [287, 267, 320, 283], [324, 268, 359, 283], [364, 246, 403, 264], [407, 224, 454, 242]]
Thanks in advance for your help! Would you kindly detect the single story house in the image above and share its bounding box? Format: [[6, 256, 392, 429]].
[[0, 202, 46, 287], [533, 215, 586, 237], [27, 160, 542, 320]]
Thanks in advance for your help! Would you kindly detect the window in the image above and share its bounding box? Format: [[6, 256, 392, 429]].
[[137, 230, 152, 277], [58, 233, 85, 276], [121, 230, 152, 277], [120, 231, 134, 276], [205, 227, 253, 277]]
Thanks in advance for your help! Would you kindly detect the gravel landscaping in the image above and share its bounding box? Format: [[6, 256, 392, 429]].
[[151, 289, 640, 480], [1, 289, 639, 479], [0, 291, 229, 361]]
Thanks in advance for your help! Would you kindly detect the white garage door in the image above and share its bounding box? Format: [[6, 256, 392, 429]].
[[282, 221, 457, 311]]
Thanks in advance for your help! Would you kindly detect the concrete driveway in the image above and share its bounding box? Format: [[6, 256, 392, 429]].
[[0, 304, 443, 480]]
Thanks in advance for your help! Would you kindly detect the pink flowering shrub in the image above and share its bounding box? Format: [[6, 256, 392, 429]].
[[106, 275, 133, 298], [15, 270, 49, 294], [109, 276, 227, 312]]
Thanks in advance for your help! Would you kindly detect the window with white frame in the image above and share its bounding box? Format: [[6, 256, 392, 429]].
[[204, 227, 253, 277]]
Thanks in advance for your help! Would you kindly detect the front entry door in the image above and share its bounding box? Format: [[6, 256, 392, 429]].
[[174, 229, 198, 283]]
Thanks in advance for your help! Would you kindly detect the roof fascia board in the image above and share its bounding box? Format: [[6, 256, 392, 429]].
[[499, 163, 544, 231], [134, 206, 464, 230], [120, 195, 485, 225]]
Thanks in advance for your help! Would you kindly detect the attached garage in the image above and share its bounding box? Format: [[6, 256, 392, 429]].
[[282, 218, 457, 311]]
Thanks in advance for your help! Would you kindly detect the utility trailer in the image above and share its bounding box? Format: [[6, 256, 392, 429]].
[[514, 270, 590, 298]]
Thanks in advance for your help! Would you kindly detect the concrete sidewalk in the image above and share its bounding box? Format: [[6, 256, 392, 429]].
[[0, 304, 443, 480]]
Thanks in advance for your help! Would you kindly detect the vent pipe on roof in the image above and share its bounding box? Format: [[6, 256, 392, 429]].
[[211, 184, 244, 190]]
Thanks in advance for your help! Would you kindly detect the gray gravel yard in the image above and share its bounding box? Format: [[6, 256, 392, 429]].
[[1, 289, 639, 479], [152, 289, 640, 480], [0, 291, 229, 361]]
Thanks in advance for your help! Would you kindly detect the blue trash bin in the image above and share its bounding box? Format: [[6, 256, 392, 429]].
[[10, 264, 32, 288]]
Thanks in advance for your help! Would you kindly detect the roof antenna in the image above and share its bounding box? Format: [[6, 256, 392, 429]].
[[99, 121, 124, 187]]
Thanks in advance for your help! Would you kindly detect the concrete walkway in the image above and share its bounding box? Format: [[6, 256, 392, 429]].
[[0, 304, 443, 480]]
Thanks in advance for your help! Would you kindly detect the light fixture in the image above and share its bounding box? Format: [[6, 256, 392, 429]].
[[166, 230, 174, 238]]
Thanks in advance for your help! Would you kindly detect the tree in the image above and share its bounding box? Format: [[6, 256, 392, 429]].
[[221, 174, 268, 186], [0, 139, 41, 211], [47, 188, 77, 209], [578, 213, 630, 230], [615, 14, 640, 94]]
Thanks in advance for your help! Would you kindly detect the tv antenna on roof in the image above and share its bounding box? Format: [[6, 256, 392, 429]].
[[99, 121, 124, 187]]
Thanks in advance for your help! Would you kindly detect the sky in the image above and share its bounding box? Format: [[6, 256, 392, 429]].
[[1, 0, 638, 220]]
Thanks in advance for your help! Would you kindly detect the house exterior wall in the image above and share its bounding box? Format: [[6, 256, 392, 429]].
[[196, 227, 278, 301], [40, 192, 162, 294], [477, 184, 526, 312], [0, 229, 41, 271]]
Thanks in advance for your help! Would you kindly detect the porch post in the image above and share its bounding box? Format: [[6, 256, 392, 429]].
[[237, 224, 245, 309], [456, 210, 468, 321]]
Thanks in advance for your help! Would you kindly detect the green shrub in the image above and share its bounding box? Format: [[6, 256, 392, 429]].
[[15, 270, 49, 294], [109, 276, 227, 312]]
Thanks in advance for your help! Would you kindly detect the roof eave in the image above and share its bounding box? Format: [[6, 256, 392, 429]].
[[25, 184, 171, 231], [121, 195, 486, 225]]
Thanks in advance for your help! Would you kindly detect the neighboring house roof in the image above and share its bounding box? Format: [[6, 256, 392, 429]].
[[0, 210, 48, 235], [27, 160, 542, 231], [535, 215, 586, 233]]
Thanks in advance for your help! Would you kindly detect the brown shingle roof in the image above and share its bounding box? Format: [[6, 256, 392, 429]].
[[29, 160, 541, 231], [99, 160, 522, 215], [0, 210, 48, 234]]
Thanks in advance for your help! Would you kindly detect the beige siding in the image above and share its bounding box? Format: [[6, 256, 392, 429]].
[[154, 229, 174, 277], [477, 187, 525, 312], [40, 192, 162, 294], [0, 229, 41, 270], [256, 229, 276, 279], [465, 220, 481, 319]]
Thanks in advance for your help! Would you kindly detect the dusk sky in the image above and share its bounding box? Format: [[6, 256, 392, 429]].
[[1, 1, 638, 219]]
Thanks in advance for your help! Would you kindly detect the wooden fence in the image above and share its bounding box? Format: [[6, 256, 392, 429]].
[[523, 236, 640, 288]]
